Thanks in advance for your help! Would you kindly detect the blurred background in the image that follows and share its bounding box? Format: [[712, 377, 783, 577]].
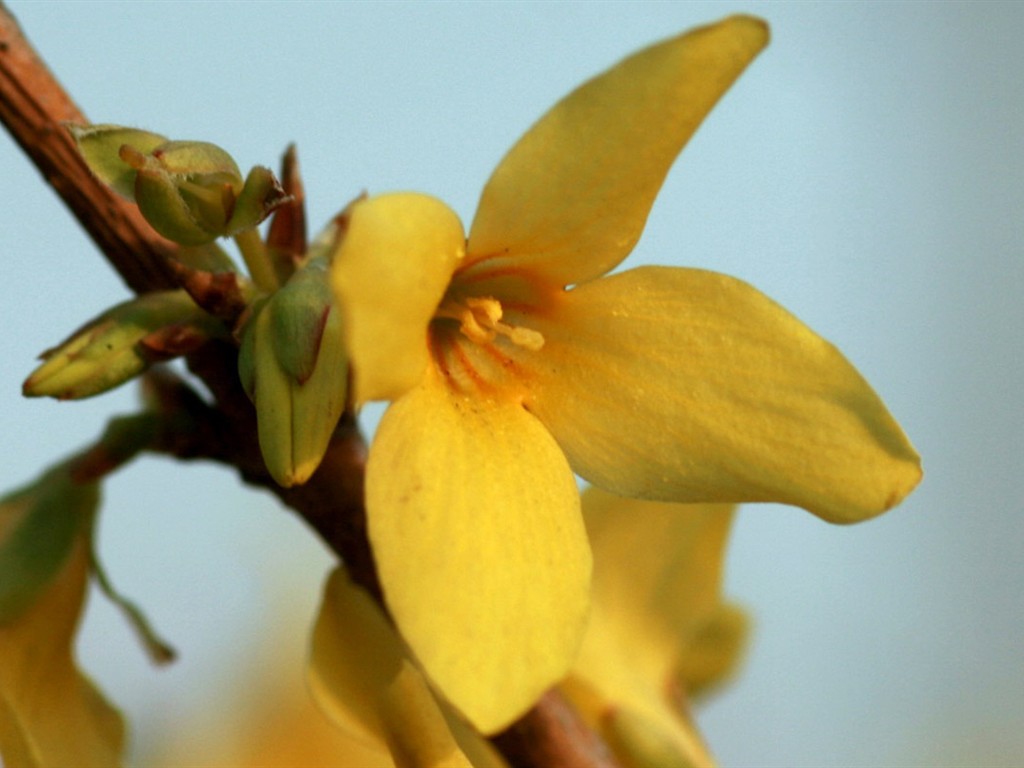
[[2, 2, 1021, 766]]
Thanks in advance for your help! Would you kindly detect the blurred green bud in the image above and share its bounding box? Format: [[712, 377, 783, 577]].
[[0, 464, 98, 622], [69, 124, 288, 245], [238, 258, 348, 487], [24, 290, 216, 400]]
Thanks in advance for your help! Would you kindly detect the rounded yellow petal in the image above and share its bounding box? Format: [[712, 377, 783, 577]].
[[331, 193, 466, 403], [524, 267, 922, 523], [467, 15, 768, 288], [367, 373, 591, 733]]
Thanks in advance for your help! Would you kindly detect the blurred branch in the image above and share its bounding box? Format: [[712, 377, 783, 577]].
[[0, 5, 615, 767]]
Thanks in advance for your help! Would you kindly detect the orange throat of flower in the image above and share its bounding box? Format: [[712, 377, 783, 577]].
[[430, 293, 545, 397]]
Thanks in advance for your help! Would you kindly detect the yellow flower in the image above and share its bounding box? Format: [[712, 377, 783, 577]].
[[561, 487, 748, 768], [0, 490, 125, 768], [308, 566, 507, 768], [329, 15, 921, 732]]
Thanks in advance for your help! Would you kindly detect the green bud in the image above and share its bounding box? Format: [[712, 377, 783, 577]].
[[0, 464, 98, 622], [125, 141, 243, 246], [66, 123, 167, 199], [72, 123, 287, 246], [225, 165, 290, 236], [237, 258, 348, 487], [24, 290, 215, 400]]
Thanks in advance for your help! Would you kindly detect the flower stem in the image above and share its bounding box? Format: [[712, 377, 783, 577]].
[[234, 228, 279, 293]]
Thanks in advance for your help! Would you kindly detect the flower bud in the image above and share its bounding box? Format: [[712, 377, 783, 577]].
[[0, 464, 98, 622], [69, 124, 288, 245], [124, 140, 242, 246], [238, 257, 348, 487], [24, 290, 215, 400]]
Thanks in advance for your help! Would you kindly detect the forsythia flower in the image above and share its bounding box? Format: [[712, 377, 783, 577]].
[[308, 566, 507, 768], [328, 15, 922, 731], [561, 487, 748, 768], [0, 468, 123, 768]]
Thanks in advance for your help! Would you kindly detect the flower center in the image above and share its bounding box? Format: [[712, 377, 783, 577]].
[[435, 296, 544, 351]]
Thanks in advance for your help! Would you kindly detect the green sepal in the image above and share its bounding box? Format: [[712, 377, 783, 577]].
[[0, 465, 98, 622], [236, 296, 268, 401], [67, 123, 167, 199], [268, 258, 332, 383], [24, 290, 215, 400]]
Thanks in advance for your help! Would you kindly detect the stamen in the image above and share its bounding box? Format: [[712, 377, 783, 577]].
[[435, 296, 545, 351]]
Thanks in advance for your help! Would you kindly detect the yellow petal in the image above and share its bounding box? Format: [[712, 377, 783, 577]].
[[148, 651, 393, 768], [0, 538, 125, 768], [580, 488, 736, 684], [367, 372, 590, 733], [466, 15, 768, 288], [561, 489, 736, 768], [604, 703, 713, 768], [330, 193, 466, 403], [524, 267, 922, 523], [675, 602, 750, 699], [308, 566, 477, 768]]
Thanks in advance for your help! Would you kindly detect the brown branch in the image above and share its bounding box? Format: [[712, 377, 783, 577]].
[[0, 5, 616, 767], [493, 691, 623, 768], [0, 3, 176, 293]]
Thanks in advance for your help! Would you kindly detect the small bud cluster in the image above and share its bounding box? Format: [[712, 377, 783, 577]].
[[69, 125, 288, 246], [25, 125, 355, 489]]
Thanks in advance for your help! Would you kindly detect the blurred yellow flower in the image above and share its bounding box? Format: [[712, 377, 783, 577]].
[[561, 487, 748, 768], [144, 582, 393, 768], [147, 670, 392, 768], [0, 472, 124, 768], [329, 14, 921, 733], [308, 566, 506, 768]]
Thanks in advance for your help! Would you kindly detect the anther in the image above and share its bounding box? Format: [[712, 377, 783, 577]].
[[436, 296, 544, 351]]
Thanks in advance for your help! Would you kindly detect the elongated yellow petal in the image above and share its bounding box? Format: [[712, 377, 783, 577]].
[[561, 489, 737, 768], [0, 538, 124, 768], [331, 193, 465, 403], [308, 567, 478, 768], [580, 489, 736, 683], [675, 602, 749, 699], [467, 15, 768, 288], [524, 267, 922, 523], [367, 372, 590, 733]]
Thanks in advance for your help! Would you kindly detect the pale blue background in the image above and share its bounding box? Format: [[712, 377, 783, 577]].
[[2, 2, 1022, 766]]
